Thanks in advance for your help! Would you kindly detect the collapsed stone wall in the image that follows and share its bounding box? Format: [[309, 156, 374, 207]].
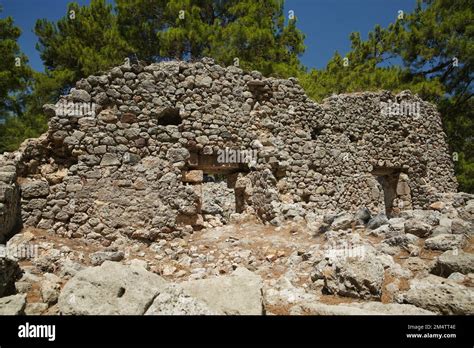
[[0, 57, 457, 242]]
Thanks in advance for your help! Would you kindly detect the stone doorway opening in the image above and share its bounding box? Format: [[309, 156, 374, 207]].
[[201, 173, 236, 221], [372, 167, 411, 217], [184, 152, 250, 224]]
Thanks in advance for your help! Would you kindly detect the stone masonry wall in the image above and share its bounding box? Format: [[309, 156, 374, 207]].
[[0, 153, 21, 243], [0, 57, 457, 242]]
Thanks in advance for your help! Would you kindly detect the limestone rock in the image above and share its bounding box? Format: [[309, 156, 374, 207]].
[[145, 284, 220, 315], [431, 250, 474, 277], [302, 301, 434, 315], [40, 273, 62, 305], [424, 234, 466, 251], [89, 250, 125, 266], [180, 267, 264, 315], [58, 261, 167, 315], [317, 256, 385, 300], [331, 213, 353, 230], [451, 218, 473, 235], [21, 180, 49, 199], [399, 275, 474, 314], [404, 219, 432, 237], [0, 294, 26, 315]]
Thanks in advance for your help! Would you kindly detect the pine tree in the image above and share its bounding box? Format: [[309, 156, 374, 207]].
[[0, 6, 32, 121], [116, 0, 306, 76], [35, 0, 133, 85], [0, 6, 40, 153]]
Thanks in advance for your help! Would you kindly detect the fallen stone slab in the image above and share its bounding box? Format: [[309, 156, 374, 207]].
[[145, 284, 220, 315], [301, 301, 434, 315], [58, 261, 167, 315], [180, 267, 264, 315], [399, 275, 474, 315]]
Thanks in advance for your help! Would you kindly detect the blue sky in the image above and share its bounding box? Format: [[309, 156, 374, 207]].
[[0, 0, 417, 72]]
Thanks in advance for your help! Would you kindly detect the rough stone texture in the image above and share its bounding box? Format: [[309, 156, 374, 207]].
[[302, 301, 434, 315], [0, 256, 22, 297], [315, 256, 385, 300], [451, 218, 473, 235], [180, 267, 264, 315], [0, 155, 20, 243], [330, 213, 353, 230], [431, 250, 474, 277], [201, 181, 235, 222], [367, 213, 389, 230], [40, 273, 62, 305], [0, 58, 458, 242], [399, 275, 474, 315], [404, 219, 432, 237], [89, 250, 125, 266], [424, 234, 466, 251], [145, 284, 220, 315], [0, 294, 26, 315], [58, 261, 167, 315]]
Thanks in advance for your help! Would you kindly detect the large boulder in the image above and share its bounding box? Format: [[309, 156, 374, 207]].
[[424, 234, 466, 251], [145, 284, 220, 315], [180, 267, 264, 315], [431, 250, 474, 277], [315, 256, 385, 300], [399, 275, 474, 314], [58, 261, 167, 315], [404, 219, 432, 237], [0, 294, 26, 315]]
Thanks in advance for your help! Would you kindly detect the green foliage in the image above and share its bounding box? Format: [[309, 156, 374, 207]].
[[0, 6, 32, 119], [35, 0, 133, 85], [0, 6, 41, 152], [204, 0, 305, 76], [116, 0, 306, 76], [115, 0, 168, 61]]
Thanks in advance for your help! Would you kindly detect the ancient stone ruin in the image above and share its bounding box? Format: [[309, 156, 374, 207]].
[[0, 57, 458, 243], [1, 58, 473, 317]]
